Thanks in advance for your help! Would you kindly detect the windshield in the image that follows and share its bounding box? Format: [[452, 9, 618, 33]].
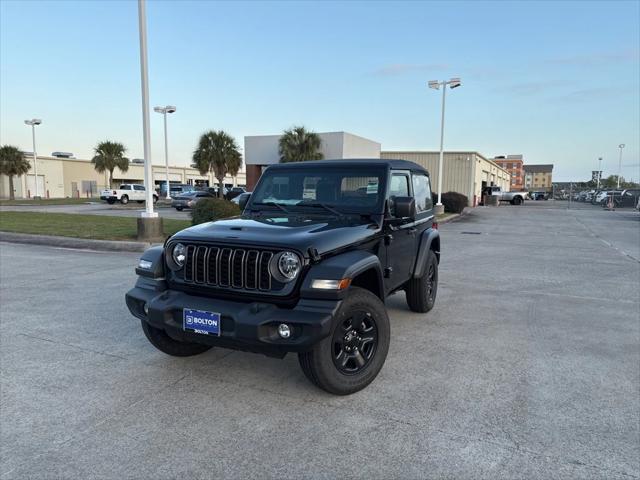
[[249, 166, 387, 214]]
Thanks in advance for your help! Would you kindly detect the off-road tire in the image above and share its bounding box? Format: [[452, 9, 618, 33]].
[[120, 195, 129, 205], [405, 249, 438, 313], [107, 199, 115, 205], [141, 320, 213, 357], [298, 287, 390, 395], [513, 196, 522, 205], [153, 195, 158, 204], [176, 206, 183, 211]]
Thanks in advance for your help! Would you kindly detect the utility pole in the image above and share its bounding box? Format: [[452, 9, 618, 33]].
[[428, 77, 462, 214], [617, 144, 625, 189], [24, 119, 42, 198]]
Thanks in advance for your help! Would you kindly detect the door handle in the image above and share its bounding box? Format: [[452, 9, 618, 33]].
[[408, 228, 417, 234]]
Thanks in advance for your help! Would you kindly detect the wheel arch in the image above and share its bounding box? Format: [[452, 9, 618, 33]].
[[413, 228, 440, 278], [300, 250, 384, 300]]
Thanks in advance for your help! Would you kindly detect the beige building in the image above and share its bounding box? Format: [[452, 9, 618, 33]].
[[381, 151, 511, 206], [523, 164, 554, 191], [0, 155, 246, 199]]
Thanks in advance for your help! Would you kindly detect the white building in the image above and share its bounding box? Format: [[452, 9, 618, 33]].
[[244, 131, 380, 190]]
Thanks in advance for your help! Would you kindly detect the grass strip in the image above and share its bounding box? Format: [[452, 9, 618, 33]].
[[0, 211, 191, 241]]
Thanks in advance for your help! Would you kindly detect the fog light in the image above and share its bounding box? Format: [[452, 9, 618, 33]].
[[143, 302, 149, 315], [277, 323, 291, 339]]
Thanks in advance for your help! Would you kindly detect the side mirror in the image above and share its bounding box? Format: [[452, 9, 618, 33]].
[[238, 194, 250, 211], [393, 196, 416, 219]]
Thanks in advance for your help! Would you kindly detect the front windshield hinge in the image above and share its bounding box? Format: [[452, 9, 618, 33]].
[[308, 247, 321, 263]]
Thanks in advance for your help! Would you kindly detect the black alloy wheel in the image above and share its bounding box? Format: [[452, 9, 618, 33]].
[[425, 262, 436, 305], [332, 311, 378, 375]]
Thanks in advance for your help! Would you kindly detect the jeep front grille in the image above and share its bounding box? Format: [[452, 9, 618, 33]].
[[183, 245, 274, 291]]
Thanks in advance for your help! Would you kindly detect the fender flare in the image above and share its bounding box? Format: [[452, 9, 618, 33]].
[[300, 250, 384, 300], [413, 229, 440, 278]]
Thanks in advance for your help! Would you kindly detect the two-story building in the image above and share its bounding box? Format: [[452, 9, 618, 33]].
[[524, 164, 554, 191]]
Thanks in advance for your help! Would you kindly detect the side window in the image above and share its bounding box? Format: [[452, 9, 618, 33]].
[[390, 174, 409, 197], [133, 185, 145, 191], [120, 184, 129, 190], [412, 174, 432, 214]]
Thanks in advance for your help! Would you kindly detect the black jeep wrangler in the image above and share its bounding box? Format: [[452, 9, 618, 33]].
[[126, 159, 440, 394]]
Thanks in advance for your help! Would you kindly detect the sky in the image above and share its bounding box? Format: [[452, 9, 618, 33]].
[[1, 0, 639, 182]]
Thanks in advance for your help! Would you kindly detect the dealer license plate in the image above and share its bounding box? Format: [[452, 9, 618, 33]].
[[183, 309, 221, 336]]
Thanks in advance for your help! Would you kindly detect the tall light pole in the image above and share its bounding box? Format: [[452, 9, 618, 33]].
[[24, 119, 42, 198], [597, 157, 602, 189], [428, 77, 461, 213], [617, 144, 625, 189], [137, 0, 156, 218], [154, 105, 176, 199]]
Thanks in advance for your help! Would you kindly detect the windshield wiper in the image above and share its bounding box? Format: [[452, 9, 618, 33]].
[[297, 201, 345, 217], [251, 201, 291, 214]]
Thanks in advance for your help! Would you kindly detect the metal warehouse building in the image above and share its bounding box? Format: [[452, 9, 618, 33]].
[[381, 151, 511, 206], [0, 155, 246, 199], [244, 131, 510, 207]]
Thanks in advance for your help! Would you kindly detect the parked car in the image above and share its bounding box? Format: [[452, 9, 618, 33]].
[[127, 159, 441, 395], [205, 186, 228, 197], [100, 184, 158, 205], [530, 191, 548, 200], [481, 186, 528, 205], [231, 191, 251, 205], [226, 186, 247, 201], [614, 189, 640, 208], [157, 183, 194, 198], [593, 190, 616, 205], [171, 190, 215, 211]]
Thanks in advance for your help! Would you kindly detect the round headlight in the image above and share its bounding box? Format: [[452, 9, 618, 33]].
[[172, 243, 186, 268], [273, 251, 301, 282]]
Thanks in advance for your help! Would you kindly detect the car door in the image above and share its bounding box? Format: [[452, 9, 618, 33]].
[[133, 184, 146, 200], [386, 170, 416, 289]]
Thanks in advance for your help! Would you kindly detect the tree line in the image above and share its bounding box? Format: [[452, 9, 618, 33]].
[[0, 126, 323, 200]]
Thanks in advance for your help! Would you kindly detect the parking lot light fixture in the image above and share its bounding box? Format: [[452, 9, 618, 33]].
[[617, 144, 625, 189], [154, 105, 177, 199], [428, 78, 462, 212], [24, 119, 42, 198], [597, 157, 603, 189]]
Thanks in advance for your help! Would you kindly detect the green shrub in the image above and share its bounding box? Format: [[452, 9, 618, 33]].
[[441, 192, 468, 214], [191, 198, 241, 225]]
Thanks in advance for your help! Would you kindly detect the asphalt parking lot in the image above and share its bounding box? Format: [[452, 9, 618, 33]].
[[1, 203, 638, 479]]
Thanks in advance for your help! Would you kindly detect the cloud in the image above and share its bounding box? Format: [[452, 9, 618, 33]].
[[373, 63, 449, 76], [546, 49, 639, 67], [502, 80, 565, 95], [555, 86, 637, 103]]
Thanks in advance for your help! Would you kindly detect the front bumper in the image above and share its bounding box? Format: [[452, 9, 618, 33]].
[[126, 281, 340, 357]]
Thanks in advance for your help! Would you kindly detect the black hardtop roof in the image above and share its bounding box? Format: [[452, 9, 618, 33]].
[[266, 158, 429, 174]]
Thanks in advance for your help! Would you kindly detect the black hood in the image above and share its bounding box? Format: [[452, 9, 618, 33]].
[[170, 214, 382, 257]]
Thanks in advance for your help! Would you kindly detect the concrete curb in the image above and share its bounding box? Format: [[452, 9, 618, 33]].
[[437, 213, 460, 224], [0, 231, 157, 252]]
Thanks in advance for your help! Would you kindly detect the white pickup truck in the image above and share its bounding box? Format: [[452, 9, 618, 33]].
[[482, 186, 528, 205], [100, 184, 158, 205]]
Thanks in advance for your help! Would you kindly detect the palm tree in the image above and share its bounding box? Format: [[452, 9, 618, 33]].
[[192, 130, 242, 198], [278, 126, 323, 163], [0, 145, 30, 200], [91, 141, 129, 189]]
